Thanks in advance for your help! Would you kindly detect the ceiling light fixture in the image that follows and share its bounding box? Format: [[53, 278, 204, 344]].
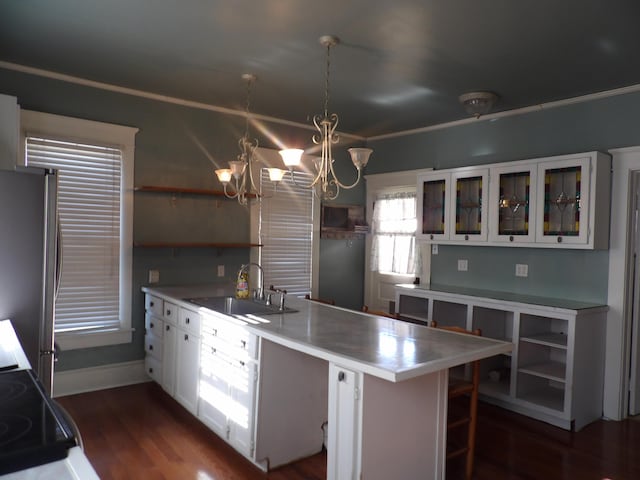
[[278, 35, 372, 200], [215, 74, 285, 205], [459, 91, 499, 118]]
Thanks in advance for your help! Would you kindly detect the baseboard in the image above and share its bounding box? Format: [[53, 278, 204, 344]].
[[53, 359, 150, 398]]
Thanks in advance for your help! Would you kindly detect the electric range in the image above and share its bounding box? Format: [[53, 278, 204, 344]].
[[0, 369, 77, 475]]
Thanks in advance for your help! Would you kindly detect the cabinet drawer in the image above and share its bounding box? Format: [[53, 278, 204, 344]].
[[202, 314, 258, 360], [145, 333, 164, 360], [145, 355, 162, 384], [145, 294, 163, 317], [179, 307, 201, 334], [163, 301, 178, 324], [144, 312, 164, 339]]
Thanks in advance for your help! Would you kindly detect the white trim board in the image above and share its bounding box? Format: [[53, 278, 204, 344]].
[[52, 360, 149, 398]]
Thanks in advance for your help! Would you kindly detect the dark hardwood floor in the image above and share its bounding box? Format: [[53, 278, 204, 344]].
[[57, 382, 640, 479]]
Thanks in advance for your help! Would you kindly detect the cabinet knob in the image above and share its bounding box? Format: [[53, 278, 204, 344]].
[[166, 309, 171, 315], [149, 367, 153, 373], [430, 234, 434, 240], [149, 344, 153, 351], [186, 317, 190, 324], [184, 334, 189, 341], [150, 301, 154, 307], [166, 325, 170, 331], [509, 235, 514, 242], [150, 322, 154, 328], [338, 371, 346, 382], [557, 236, 563, 243], [464, 234, 469, 241]]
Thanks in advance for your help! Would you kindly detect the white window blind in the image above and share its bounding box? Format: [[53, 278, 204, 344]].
[[371, 191, 418, 275], [26, 136, 122, 333], [259, 169, 315, 297]]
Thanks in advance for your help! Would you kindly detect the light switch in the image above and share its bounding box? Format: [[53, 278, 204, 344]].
[[431, 244, 438, 255], [457, 259, 468, 271], [148, 270, 160, 283], [515, 264, 528, 277]]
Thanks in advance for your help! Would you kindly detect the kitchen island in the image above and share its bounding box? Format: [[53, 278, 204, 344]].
[[142, 285, 512, 480]]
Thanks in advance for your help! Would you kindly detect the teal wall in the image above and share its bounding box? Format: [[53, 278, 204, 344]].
[[369, 92, 640, 303], [0, 67, 368, 370], [3, 64, 640, 370]]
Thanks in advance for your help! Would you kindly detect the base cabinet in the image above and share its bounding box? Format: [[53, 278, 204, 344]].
[[395, 285, 607, 430]]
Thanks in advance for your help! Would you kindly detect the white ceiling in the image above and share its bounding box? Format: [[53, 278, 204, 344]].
[[2, 0, 640, 137]]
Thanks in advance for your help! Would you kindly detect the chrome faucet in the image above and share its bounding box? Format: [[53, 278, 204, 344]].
[[239, 262, 265, 301]]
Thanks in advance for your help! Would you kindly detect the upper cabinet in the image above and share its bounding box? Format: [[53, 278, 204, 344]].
[[417, 171, 451, 241], [535, 152, 610, 248], [488, 163, 537, 244], [419, 151, 611, 250], [450, 167, 489, 242]]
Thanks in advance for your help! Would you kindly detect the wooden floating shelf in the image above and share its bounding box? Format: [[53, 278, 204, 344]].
[[134, 242, 262, 248], [134, 185, 257, 198]]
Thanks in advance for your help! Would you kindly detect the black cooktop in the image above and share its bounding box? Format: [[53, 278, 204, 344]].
[[0, 369, 77, 475]]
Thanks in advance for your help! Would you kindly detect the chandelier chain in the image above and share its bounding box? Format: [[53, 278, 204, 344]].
[[324, 40, 331, 119]]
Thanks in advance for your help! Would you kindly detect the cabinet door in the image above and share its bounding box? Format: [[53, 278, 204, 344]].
[[450, 168, 489, 242], [175, 329, 201, 415], [162, 322, 177, 396], [416, 172, 451, 241], [228, 362, 257, 458], [488, 163, 537, 244], [536, 156, 590, 246], [327, 363, 362, 480]]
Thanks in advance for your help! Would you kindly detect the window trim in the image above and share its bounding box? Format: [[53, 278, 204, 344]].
[[21, 110, 138, 350]]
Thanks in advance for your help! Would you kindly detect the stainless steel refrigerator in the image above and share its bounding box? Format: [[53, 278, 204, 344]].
[[0, 167, 58, 395]]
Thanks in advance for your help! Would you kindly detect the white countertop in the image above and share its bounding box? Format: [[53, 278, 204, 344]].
[[143, 285, 513, 382]]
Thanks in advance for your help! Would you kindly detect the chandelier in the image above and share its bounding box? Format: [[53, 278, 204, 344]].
[[278, 35, 372, 201], [215, 74, 285, 205]]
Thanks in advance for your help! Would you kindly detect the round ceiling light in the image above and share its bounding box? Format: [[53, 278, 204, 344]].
[[459, 91, 499, 118]]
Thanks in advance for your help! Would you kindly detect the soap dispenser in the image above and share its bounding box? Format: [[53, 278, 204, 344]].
[[235, 265, 250, 299]]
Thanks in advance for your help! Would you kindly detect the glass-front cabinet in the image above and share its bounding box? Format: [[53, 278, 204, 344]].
[[450, 168, 489, 242], [417, 172, 451, 241], [536, 156, 591, 246], [489, 163, 537, 243]]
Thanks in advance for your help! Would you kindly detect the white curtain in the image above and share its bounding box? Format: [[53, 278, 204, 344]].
[[371, 192, 418, 274]]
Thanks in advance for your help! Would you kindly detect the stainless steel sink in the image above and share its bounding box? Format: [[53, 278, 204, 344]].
[[185, 296, 297, 315]]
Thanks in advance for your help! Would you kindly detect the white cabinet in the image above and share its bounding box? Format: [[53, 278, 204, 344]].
[[144, 312, 163, 384], [161, 313, 177, 396], [488, 162, 537, 244], [395, 285, 607, 431], [327, 364, 363, 480], [174, 307, 201, 415], [450, 167, 490, 242], [535, 152, 610, 248], [0, 94, 19, 171], [417, 167, 489, 243], [198, 310, 258, 459], [417, 171, 451, 241], [418, 151, 611, 249]]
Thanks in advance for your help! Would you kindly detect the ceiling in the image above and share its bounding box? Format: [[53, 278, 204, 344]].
[[2, 0, 640, 138]]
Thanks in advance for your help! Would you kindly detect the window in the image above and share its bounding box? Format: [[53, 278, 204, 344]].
[[363, 169, 433, 311], [258, 169, 316, 297], [371, 192, 417, 275], [21, 110, 138, 349]]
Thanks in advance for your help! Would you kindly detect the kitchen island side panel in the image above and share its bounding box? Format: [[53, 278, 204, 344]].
[[361, 370, 448, 480]]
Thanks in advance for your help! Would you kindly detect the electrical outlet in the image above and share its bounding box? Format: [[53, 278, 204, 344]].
[[431, 244, 438, 255], [217, 265, 225, 277], [457, 259, 468, 272], [515, 264, 528, 277], [148, 269, 159, 283]]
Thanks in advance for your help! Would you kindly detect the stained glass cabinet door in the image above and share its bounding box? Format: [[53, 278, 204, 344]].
[[488, 163, 537, 243], [536, 156, 590, 245], [450, 168, 489, 242], [417, 172, 451, 241]]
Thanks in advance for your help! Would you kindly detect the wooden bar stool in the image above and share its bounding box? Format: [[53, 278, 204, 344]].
[[431, 320, 481, 480], [362, 305, 399, 319], [304, 294, 335, 305]]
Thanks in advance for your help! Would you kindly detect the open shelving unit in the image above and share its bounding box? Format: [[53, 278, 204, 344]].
[[135, 185, 257, 198], [395, 284, 607, 431]]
